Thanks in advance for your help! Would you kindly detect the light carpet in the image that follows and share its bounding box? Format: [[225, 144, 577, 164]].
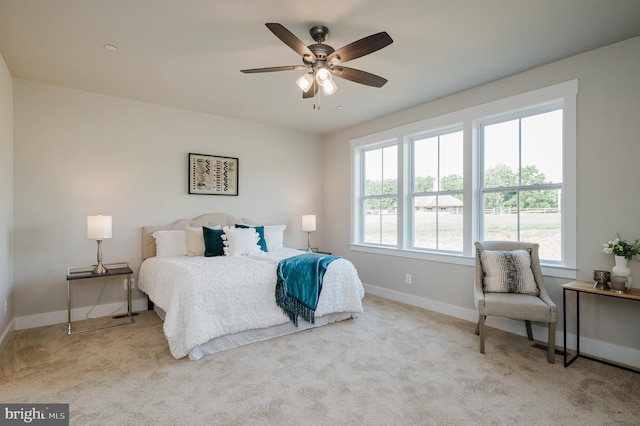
[[1, 295, 638, 425]]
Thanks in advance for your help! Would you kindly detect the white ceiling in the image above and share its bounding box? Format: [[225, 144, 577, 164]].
[[1, 0, 639, 135]]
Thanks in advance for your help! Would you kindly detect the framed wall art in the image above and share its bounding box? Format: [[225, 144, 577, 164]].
[[188, 153, 239, 196]]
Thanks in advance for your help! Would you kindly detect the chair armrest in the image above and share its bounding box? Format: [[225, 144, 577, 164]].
[[474, 247, 485, 313], [528, 245, 558, 322]]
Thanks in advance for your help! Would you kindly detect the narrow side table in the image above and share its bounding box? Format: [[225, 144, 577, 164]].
[[67, 262, 134, 335], [562, 280, 640, 373]]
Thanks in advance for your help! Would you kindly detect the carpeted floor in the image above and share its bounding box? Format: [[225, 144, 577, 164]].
[[1, 295, 638, 425]]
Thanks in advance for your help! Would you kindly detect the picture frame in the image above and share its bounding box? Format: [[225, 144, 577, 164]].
[[188, 153, 239, 196]]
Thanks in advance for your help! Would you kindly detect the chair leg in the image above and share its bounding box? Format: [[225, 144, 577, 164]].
[[547, 322, 556, 364], [525, 320, 533, 341], [474, 321, 479, 336], [478, 315, 486, 354]]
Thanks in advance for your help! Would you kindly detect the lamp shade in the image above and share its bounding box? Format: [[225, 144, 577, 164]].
[[315, 68, 331, 85], [87, 214, 112, 240], [296, 73, 314, 92], [301, 215, 317, 232], [321, 79, 337, 95]]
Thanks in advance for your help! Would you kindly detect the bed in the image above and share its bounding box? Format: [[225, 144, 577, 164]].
[[138, 213, 365, 360]]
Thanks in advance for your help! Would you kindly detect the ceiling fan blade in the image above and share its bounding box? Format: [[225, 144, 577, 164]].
[[302, 83, 319, 99], [331, 66, 388, 87], [327, 32, 393, 64], [265, 23, 317, 63], [241, 65, 307, 73]]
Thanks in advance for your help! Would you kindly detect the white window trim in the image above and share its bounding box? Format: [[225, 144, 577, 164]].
[[350, 80, 578, 279], [409, 126, 465, 252]]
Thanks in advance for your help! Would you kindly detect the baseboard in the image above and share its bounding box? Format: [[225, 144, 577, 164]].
[[14, 298, 149, 331], [0, 317, 15, 354], [363, 282, 479, 322], [363, 283, 640, 370]]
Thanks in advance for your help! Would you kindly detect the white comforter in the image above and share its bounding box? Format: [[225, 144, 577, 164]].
[[138, 248, 365, 359]]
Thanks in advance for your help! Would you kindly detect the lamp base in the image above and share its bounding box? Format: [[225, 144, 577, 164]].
[[306, 232, 313, 252], [92, 263, 108, 275]]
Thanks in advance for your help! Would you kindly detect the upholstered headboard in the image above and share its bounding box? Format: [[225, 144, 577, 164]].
[[142, 213, 254, 259]]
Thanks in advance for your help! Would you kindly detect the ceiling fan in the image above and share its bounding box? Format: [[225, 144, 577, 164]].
[[241, 23, 393, 106]]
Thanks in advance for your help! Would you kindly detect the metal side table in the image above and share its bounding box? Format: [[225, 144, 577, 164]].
[[562, 280, 640, 373], [67, 262, 134, 335]]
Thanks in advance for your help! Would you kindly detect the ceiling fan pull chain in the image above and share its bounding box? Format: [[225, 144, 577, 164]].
[[313, 78, 318, 110]]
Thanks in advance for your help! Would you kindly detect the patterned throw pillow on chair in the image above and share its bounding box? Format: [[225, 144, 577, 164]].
[[479, 249, 539, 295]]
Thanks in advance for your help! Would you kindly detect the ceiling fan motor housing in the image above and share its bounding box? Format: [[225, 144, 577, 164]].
[[303, 26, 336, 68], [305, 44, 335, 67], [309, 25, 329, 43]]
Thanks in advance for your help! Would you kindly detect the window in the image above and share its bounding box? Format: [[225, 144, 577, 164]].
[[351, 80, 577, 277], [361, 143, 398, 245], [480, 108, 563, 262], [411, 129, 464, 252]]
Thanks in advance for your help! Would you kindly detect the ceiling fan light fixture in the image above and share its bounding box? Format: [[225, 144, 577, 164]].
[[315, 67, 331, 85], [296, 73, 314, 92], [321, 78, 337, 95], [241, 23, 393, 105]]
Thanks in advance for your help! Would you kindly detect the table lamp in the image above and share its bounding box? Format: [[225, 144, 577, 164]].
[[301, 214, 316, 252], [87, 214, 112, 274]]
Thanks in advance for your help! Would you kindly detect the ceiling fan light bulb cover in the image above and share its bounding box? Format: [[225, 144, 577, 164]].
[[321, 79, 337, 95], [296, 73, 314, 92], [315, 67, 331, 83]]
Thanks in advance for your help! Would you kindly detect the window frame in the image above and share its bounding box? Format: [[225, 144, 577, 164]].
[[350, 80, 578, 279], [409, 126, 465, 253], [359, 141, 399, 246], [478, 104, 565, 264]]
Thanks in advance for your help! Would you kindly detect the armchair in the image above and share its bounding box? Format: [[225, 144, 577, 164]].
[[474, 241, 557, 363]]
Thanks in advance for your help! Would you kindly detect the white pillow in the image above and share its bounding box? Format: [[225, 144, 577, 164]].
[[185, 226, 219, 256], [152, 230, 188, 257], [263, 225, 286, 250], [221, 227, 261, 256], [479, 249, 539, 295]]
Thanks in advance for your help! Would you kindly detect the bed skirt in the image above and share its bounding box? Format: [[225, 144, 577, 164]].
[[153, 305, 358, 360]]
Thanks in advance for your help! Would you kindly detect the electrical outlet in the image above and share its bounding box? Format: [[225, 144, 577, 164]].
[[405, 274, 412, 285], [3, 300, 7, 316], [130, 277, 136, 289], [123, 279, 128, 290]]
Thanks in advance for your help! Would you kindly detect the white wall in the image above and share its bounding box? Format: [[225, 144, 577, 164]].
[[13, 80, 324, 319], [324, 36, 640, 366], [0, 53, 14, 338]]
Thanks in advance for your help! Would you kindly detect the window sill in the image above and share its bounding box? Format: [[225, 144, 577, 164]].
[[349, 243, 577, 280]]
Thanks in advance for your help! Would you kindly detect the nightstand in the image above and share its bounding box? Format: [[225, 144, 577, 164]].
[[66, 262, 134, 335], [314, 250, 332, 255], [298, 248, 333, 255]]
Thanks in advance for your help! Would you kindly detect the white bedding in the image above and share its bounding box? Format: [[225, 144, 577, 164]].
[[138, 247, 365, 359]]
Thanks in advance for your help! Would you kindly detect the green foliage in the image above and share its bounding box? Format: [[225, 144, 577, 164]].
[[365, 178, 397, 196], [365, 163, 557, 212], [603, 234, 640, 260], [483, 164, 558, 209], [440, 174, 463, 191]]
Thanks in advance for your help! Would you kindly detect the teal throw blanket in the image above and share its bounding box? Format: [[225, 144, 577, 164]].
[[275, 252, 340, 326]]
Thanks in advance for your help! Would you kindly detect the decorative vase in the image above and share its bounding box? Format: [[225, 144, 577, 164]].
[[611, 255, 632, 289]]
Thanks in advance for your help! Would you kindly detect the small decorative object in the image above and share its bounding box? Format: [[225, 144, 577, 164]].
[[87, 214, 112, 274], [188, 153, 239, 196], [612, 255, 633, 290], [592, 270, 610, 290], [603, 234, 640, 260], [301, 214, 316, 252], [603, 233, 639, 289]]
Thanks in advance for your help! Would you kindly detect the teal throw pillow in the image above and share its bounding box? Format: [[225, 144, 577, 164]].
[[203, 226, 225, 257]]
